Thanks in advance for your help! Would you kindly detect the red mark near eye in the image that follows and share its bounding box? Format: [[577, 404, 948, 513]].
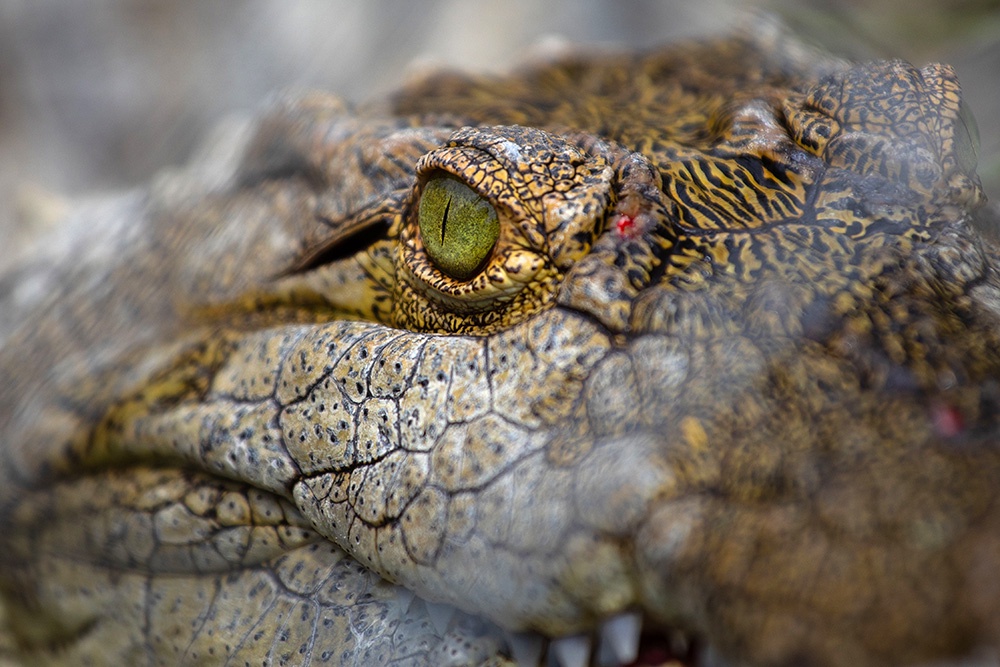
[[931, 402, 965, 439], [616, 214, 636, 239]]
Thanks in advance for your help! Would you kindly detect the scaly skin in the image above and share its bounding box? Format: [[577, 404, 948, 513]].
[[2, 27, 1000, 666]]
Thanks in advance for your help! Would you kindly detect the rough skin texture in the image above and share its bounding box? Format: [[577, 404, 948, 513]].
[[2, 25, 1000, 666]]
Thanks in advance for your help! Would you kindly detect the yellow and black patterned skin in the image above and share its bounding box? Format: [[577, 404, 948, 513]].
[[1, 28, 999, 667]]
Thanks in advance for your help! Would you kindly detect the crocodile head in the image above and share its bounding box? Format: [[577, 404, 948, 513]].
[[2, 28, 999, 667]]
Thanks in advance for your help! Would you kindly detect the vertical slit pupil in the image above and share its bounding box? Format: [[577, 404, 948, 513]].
[[440, 196, 451, 244]]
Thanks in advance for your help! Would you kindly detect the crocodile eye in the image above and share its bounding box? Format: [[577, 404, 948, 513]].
[[418, 175, 500, 281], [956, 98, 981, 175]]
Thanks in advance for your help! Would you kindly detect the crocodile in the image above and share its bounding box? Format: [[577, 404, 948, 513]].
[[2, 23, 1000, 667]]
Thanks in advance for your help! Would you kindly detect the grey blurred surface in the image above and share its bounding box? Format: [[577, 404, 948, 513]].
[[1, 0, 998, 243]]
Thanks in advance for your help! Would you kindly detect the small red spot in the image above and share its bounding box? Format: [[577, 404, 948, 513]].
[[616, 214, 636, 238], [932, 402, 965, 439]]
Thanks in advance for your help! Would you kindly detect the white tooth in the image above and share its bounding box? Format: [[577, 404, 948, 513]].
[[506, 631, 544, 666], [394, 586, 416, 613], [425, 600, 456, 634], [599, 612, 642, 664], [595, 638, 618, 667], [406, 595, 426, 614], [595, 638, 612, 667], [548, 634, 591, 667]]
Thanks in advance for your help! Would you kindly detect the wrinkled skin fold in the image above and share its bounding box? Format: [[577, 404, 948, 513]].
[[2, 26, 1000, 667]]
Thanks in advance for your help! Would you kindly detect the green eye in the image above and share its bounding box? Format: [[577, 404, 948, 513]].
[[956, 98, 981, 175], [418, 176, 500, 281]]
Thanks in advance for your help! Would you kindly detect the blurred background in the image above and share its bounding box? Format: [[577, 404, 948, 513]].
[[1, 0, 998, 238]]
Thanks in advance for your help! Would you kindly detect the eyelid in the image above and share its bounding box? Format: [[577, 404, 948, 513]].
[[281, 195, 401, 277]]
